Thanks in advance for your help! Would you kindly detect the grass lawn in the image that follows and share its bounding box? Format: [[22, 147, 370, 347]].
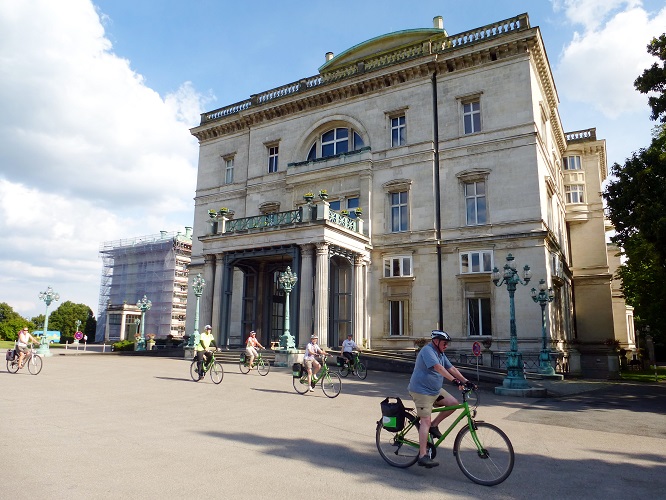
[[620, 366, 666, 382]]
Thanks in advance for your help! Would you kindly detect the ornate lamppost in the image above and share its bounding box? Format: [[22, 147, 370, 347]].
[[531, 279, 556, 376], [278, 266, 297, 349], [135, 295, 152, 351], [492, 254, 532, 390], [37, 286, 60, 356], [187, 273, 206, 349]]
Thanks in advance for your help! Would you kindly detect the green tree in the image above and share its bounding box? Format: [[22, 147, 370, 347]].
[[0, 303, 34, 341], [634, 34, 666, 123], [47, 301, 97, 343]]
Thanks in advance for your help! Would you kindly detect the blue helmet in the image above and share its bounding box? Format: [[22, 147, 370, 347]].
[[431, 330, 451, 341]]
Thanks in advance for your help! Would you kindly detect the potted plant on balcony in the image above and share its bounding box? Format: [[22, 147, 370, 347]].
[[318, 189, 328, 200], [208, 209, 217, 219], [341, 209, 349, 216], [354, 207, 363, 217], [218, 207, 229, 216], [303, 192, 314, 203]]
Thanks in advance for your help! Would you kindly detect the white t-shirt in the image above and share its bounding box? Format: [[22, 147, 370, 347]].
[[304, 342, 322, 360], [341, 339, 358, 353], [17, 331, 30, 347]]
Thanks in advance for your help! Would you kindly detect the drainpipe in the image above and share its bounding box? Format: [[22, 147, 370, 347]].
[[432, 70, 444, 329]]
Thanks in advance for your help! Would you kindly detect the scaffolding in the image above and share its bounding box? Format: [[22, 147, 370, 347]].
[[96, 229, 192, 342]]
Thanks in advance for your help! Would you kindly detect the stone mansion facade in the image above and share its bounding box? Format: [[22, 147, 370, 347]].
[[186, 13, 635, 376]]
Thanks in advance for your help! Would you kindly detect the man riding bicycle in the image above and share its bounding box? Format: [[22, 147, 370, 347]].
[[340, 333, 360, 367], [408, 330, 474, 469], [16, 327, 40, 369], [304, 334, 327, 392], [196, 325, 218, 377]]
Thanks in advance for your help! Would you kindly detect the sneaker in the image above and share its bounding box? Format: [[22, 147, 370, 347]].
[[417, 455, 439, 468], [429, 426, 442, 439], [309, 387, 315, 392], [311, 380, 316, 388]]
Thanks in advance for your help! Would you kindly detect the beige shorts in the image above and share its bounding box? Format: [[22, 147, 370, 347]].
[[409, 388, 453, 418], [303, 358, 320, 372]]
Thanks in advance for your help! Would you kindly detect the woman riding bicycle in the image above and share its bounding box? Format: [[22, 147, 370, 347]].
[[245, 330, 264, 368], [304, 334, 327, 392], [16, 327, 40, 369]]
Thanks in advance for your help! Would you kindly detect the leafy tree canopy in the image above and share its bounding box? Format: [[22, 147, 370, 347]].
[[634, 34, 666, 123], [46, 301, 97, 341], [0, 302, 34, 341]]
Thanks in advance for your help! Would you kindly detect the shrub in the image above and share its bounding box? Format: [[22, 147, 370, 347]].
[[112, 340, 135, 351]]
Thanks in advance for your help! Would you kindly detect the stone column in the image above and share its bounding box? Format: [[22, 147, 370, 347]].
[[119, 310, 127, 342], [315, 242, 329, 347], [201, 254, 215, 329], [211, 254, 225, 344], [299, 244, 315, 347], [353, 255, 366, 346]]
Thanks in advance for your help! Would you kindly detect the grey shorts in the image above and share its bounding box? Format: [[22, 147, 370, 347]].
[[409, 388, 453, 418]]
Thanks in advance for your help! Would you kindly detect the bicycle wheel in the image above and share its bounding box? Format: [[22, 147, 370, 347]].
[[190, 360, 202, 382], [339, 363, 350, 377], [239, 355, 250, 374], [376, 412, 420, 468], [293, 374, 309, 394], [257, 358, 270, 376], [7, 359, 20, 374], [355, 362, 367, 380], [454, 422, 514, 486], [28, 355, 43, 375], [209, 361, 224, 384], [321, 371, 341, 398]]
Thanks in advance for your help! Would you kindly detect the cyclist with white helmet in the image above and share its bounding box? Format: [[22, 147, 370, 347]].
[[303, 334, 327, 392], [408, 330, 473, 468]]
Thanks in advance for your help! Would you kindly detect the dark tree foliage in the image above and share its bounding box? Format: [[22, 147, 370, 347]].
[[634, 34, 666, 123], [0, 303, 34, 341], [47, 301, 97, 343]]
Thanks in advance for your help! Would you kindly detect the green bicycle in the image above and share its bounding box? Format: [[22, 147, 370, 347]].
[[376, 387, 514, 486], [189, 352, 224, 384], [338, 352, 367, 380], [293, 355, 341, 398], [239, 351, 270, 376]]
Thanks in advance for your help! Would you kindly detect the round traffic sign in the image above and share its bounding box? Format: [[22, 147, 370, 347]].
[[472, 341, 481, 357], [74, 331, 83, 340]]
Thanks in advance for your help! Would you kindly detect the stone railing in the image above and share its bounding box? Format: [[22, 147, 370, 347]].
[[565, 128, 597, 143], [199, 13, 530, 125], [328, 210, 358, 232], [223, 209, 302, 232]]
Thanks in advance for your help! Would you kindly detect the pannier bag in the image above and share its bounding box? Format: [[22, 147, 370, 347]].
[[292, 362, 303, 378], [6, 349, 16, 361], [336, 356, 346, 367], [239, 352, 246, 363], [380, 397, 406, 431]]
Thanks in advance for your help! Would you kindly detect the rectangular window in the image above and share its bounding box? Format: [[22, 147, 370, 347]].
[[390, 191, 409, 232], [468, 298, 491, 336], [322, 128, 348, 157], [465, 181, 486, 225], [563, 156, 582, 170], [346, 197, 359, 218], [565, 185, 585, 204], [389, 300, 407, 336], [460, 250, 493, 274], [329, 200, 341, 211], [268, 146, 278, 173], [463, 101, 481, 134], [383, 256, 412, 278], [391, 115, 406, 147], [224, 158, 234, 184]]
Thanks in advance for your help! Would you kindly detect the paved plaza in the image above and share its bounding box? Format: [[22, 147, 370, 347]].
[[2, 352, 665, 500]]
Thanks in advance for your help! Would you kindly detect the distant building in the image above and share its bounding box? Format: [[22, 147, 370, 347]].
[[96, 229, 192, 342], [186, 13, 633, 377]]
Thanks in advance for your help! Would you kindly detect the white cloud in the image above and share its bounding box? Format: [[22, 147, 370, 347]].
[[556, 3, 666, 119], [553, 0, 643, 32], [0, 0, 206, 319]]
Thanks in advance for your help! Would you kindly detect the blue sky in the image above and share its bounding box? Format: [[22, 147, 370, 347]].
[[1, 0, 665, 320]]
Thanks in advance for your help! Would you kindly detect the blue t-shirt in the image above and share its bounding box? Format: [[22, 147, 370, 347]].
[[408, 343, 453, 396]]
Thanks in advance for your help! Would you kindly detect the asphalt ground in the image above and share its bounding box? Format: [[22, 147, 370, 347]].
[[2, 353, 665, 500]]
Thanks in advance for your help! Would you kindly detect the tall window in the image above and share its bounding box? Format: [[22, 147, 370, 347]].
[[563, 155, 582, 170], [565, 185, 585, 204], [468, 298, 491, 336], [389, 300, 407, 336], [268, 146, 278, 173], [460, 250, 493, 274], [465, 181, 486, 225], [391, 115, 406, 147], [308, 127, 364, 160], [463, 100, 481, 134], [224, 158, 234, 184], [383, 256, 412, 277], [390, 191, 409, 232]]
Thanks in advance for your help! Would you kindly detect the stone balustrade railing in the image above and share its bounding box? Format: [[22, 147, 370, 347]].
[[565, 128, 597, 142], [199, 13, 530, 125]]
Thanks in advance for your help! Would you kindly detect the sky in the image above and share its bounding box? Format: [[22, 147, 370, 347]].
[[1, 0, 665, 321]]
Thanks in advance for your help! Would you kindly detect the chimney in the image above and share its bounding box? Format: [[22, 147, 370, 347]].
[[185, 227, 192, 238], [433, 16, 443, 30], [325, 52, 334, 62], [160, 231, 167, 238]]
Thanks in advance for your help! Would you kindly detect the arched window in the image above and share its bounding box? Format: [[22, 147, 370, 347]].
[[307, 127, 365, 161]]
